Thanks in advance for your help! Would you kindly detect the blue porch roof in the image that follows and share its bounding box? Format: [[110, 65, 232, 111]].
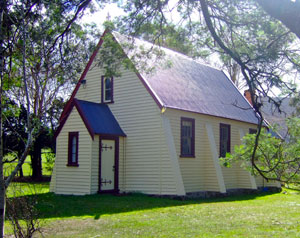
[[54, 99, 126, 139], [75, 99, 126, 138]]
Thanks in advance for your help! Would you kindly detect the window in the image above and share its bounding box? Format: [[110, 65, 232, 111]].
[[180, 117, 195, 157], [101, 76, 113, 103], [68, 132, 79, 166], [249, 128, 257, 134], [220, 124, 230, 158]]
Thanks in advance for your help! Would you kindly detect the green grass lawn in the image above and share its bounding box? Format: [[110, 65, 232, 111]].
[[5, 183, 300, 237]]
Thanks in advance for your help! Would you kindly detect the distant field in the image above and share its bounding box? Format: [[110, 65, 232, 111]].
[[5, 183, 300, 238], [3, 149, 54, 177]]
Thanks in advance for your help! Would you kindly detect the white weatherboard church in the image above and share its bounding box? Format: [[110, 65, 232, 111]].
[[50, 30, 279, 196]]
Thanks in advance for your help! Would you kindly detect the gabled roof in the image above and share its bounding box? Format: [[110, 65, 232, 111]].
[[60, 30, 260, 126], [55, 99, 126, 139], [112, 32, 259, 125]]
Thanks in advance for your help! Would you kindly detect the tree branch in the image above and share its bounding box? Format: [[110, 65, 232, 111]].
[[47, 0, 92, 56]]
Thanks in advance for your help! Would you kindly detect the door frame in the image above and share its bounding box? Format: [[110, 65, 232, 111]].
[[98, 135, 119, 194]]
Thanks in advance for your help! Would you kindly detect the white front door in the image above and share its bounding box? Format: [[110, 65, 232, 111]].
[[100, 139, 117, 192]]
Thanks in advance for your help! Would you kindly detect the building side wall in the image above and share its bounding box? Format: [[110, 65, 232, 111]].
[[49, 163, 56, 192], [76, 63, 102, 103], [165, 108, 257, 193], [54, 108, 92, 195]]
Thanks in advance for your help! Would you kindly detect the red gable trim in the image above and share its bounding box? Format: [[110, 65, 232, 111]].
[[54, 98, 95, 140], [60, 29, 109, 122]]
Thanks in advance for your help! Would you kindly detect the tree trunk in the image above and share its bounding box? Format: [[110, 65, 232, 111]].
[[0, 173, 5, 238], [18, 151, 23, 178], [0, 0, 6, 235], [0, 122, 5, 238], [31, 141, 42, 180]]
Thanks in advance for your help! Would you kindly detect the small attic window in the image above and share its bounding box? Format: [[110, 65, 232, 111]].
[[101, 76, 114, 103]]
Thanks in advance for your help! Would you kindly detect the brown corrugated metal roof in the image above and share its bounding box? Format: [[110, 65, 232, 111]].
[[113, 32, 259, 124]]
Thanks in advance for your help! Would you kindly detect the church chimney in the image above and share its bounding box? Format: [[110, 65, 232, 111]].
[[244, 90, 253, 106]]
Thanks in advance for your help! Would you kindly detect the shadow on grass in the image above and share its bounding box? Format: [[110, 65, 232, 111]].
[[22, 190, 280, 220]]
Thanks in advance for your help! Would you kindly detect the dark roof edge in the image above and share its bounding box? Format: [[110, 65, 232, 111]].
[[165, 105, 260, 126]]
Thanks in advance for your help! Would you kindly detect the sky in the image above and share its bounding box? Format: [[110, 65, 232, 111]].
[[81, 1, 124, 31]]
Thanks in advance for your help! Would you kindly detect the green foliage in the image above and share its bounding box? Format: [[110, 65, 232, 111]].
[[221, 117, 300, 183], [4, 154, 53, 177], [43, 151, 55, 173], [3, 99, 27, 158], [3, 0, 100, 123], [289, 92, 300, 116], [95, 31, 130, 77], [2, 0, 102, 179]]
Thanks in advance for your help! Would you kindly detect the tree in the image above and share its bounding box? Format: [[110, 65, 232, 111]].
[[198, 0, 299, 182], [222, 117, 300, 184], [4, 1, 99, 180], [2, 99, 27, 177], [0, 0, 104, 235], [256, 0, 300, 39], [114, 0, 300, 182]]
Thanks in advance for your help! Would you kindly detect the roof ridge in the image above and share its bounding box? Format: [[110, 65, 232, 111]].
[[112, 31, 222, 72]]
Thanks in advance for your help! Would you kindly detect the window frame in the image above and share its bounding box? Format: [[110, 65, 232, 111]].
[[219, 123, 231, 158], [101, 76, 114, 103], [249, 128, 257, 134], [67, 132, 79, 167], [180, 117, 195, 158]]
